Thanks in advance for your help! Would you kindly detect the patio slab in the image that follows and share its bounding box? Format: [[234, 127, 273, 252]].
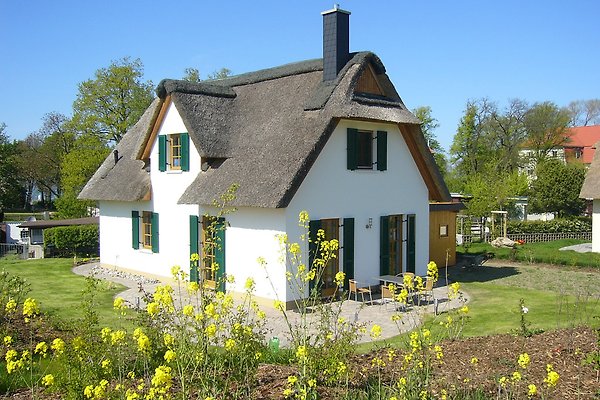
[[73, 263, 469, 347]]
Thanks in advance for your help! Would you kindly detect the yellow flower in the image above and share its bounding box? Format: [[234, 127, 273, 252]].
[[245, 277, 255, 291], [4, 298, 16, 313], [101, 327, 112, 342], [512, 371, 522, 382], [274, 300, 285, 311], [334, 271, 345, 286], [499, 376, 508, 388], [3, 335, 12, 346], [190, 253, 200, 262], [111, 330, 126, 346], [84, 385, 94, 398], [51, 338, 65, 354], [460, 306, 469, 314], [101, 359, 111, 370], [527, 384, 537, 397], [137, 333, 151, 353], [370, 324, 382, 339], [545, 370, 559, 387], [113, 297, 126, 310], [298, 210, 310, 224], [287, 375, 298, 385], [283, 388, 293, 397], [22, 298, 40, 319], [187, 281, 200, 293], [304, 269, 316, 282], [171, 265, 182, 278], [225, 338, 236, 351], [205, 323, 217, 337], [295, 345, 307, 360], [147, 301, 160, 316], [34, 341, 48, 357], [42, 374, 54, 386], [449, 282, 461, 299], [471, 357, 479, 364], [427, 261, 439, 282], [151, 365, 172, 389], [182, 304, 194, 317], [518, 353, 530, 369], [164, 333, 175, 346], [164, 350, 176, 362], [403, 274, 414, 289], [289, 243, 301, 255]]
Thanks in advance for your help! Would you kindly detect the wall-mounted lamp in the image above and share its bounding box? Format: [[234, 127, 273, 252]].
[[365, 217, 373, 229]]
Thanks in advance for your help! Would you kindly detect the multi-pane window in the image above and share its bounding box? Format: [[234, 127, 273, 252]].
[[347, 128, 387, 171], [142, 211, 153, 249], [170, 134, 181, 169], [356, 130, 373, 168]]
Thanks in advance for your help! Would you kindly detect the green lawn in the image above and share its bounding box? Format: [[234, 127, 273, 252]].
[[459, 238, 600, 268], [0, 257, 130, 330]]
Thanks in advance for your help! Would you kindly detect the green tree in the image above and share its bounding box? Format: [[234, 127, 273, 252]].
[[523, 101, 571, 165], [489, 98, 528, 173], [413, 106, 448, 178], [72, 57, 154, 143], [182, 67, 232, 82], [463, 168, 528, 218], [0, 123, 25, 211], [56, 135, 110, 218], [567, 99, 600, 126], [16, 113, 75, 207], [528, 159, 586, 217]]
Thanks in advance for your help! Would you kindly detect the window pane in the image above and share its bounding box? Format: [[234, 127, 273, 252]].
[[357, 130, 373, 168]]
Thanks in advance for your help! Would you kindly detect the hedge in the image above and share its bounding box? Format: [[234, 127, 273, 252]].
[[44, 224, 99, 257], [507, 218, 591, 234]]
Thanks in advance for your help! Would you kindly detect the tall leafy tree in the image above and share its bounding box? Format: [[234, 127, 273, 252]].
[[413, 106, 448, 177], [528, 159, 586, 217], [72, 57, 154, 143], [567, 99, 600, 126], [523, 101, 571, 165], [489, 98, 528, 173], [56, 135, 110, 218], [0, 123, 25, 211]]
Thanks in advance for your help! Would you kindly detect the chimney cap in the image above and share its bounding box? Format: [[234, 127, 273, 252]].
[[321, 4, 351, 15]]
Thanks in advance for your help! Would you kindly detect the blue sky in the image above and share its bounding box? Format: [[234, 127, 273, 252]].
[[1, 1, 599, 152]]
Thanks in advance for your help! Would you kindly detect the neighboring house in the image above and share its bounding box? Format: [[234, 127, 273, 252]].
[[520, 125, 600, 179], [580, 140, 600, 252], [79, 7, 450, 307], [0, 221, 29, 244], [18, 217, 99, 246]]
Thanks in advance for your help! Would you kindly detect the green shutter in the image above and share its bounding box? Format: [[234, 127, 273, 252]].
[[131, 211, 139, 250], [158, 135, 167, 172], [181, 133, 190, 171], [379, 215, 390, 275], [308, 219, 322, 295], [377, 131, 387, 171], [151, 212, 159, 253], [407, 214, 416, 274], [347, 128, 358, 170], [189, 215, 199, 282], [342, 218, 354, 290], [214, 218, 226, 292]]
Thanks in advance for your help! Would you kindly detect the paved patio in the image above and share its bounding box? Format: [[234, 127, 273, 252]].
[[73, 263, 469, 347]]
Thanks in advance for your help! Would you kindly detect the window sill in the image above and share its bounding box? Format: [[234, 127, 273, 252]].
[[166, 169, 183, 174]]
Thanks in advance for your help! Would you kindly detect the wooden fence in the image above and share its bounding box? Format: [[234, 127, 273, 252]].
[[458, 232, 591, 245]]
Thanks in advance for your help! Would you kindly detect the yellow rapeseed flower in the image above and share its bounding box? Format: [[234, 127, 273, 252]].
[[225, 338, 236, 351], [34, 341, 48, 357], [147, 301, 160, 316], [187, 281, 200, 293], [3, 335, 12, 346], [164, 350, 176, 362], [295, 345, 307, 360], [164, 333, 175, 347], [370, 324, 382, 339], [42, 374, 54, 386], [245, 277, 255, 291], [287, 375, 298, 385], [51, 338, 65, 354], [298, 210, 310, 224], [113, 297, 126, 310], [527, 384, 537, 397], [22, 298, 40, 321], [183, 304, 194, 317], [4, 298, 16, 313], [518, 353, 530, 369], [111, 330, 126, 346], [101, 359, 111, 370], [334, 271, 345, 286]]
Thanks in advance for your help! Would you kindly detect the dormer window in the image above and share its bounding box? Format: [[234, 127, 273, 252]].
[[158, 133, 189, 172], [347, 128, 387, 171]]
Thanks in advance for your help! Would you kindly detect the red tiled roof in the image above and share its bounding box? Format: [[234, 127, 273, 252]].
[[564, 125, 600, 164]]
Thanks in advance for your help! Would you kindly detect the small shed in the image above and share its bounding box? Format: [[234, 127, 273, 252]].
[[429, 202, 464, 268]]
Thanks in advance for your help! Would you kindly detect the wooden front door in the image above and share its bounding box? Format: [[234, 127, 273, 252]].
[[320, 218, 340, 297]]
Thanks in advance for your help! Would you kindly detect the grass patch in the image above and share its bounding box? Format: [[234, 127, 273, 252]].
[[0, 257, 131, 330], [459, 238, 600, 268], [360, 261, 600, 351]]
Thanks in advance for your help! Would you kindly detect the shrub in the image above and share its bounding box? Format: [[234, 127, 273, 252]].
[[44, 225, 99, 257], [507, 218, 591, 234]]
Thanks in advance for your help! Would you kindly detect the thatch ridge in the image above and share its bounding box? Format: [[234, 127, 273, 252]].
[[580, 140, 600, 199]]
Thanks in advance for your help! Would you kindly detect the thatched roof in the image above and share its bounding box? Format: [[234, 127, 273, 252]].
[[580, 140, 600, 199], [80, 52, 450, 207]]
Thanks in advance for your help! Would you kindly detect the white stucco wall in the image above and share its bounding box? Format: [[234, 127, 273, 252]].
[[285, 119, 430, 299], [592, 200, 600, 252], [99, 102, 200, 278]]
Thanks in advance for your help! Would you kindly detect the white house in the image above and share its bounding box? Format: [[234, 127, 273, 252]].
[[580, 140, 600, 252], [79, 7, 450, 307]]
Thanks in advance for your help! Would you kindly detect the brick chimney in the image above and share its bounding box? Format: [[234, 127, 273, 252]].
[[322, 5, 350, 82]]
